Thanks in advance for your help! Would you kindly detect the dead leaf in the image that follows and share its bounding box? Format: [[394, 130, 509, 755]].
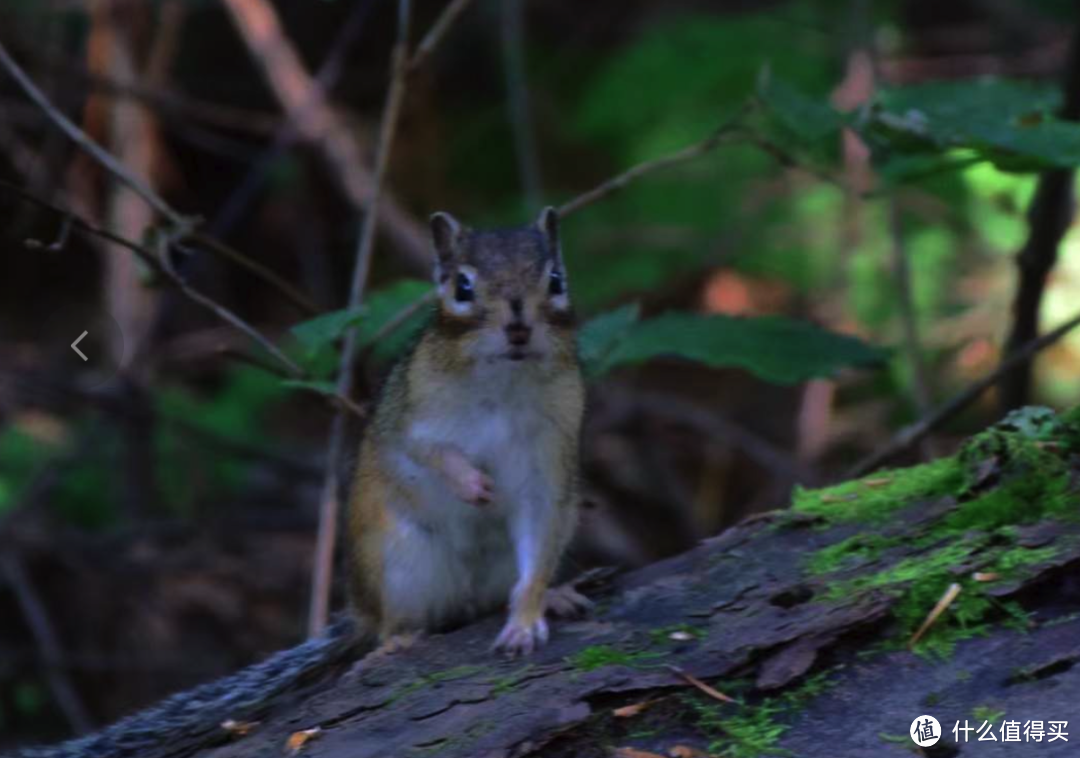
[[220, 719, 260, 737], [666, 665, 735, 703], [285, 727, 322, 754], [909, 583, 962, 648], [668, 746, 710, 758], [973, 572, 1000, 582], [615, 749, 667, 758], [613, 700, 656, 718], [862, 477, 892, 487]]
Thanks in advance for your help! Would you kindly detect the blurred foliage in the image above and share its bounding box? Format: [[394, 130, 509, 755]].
[[579, 304, 885, 382], [863, 79, 1080, 178], [155, 367, 289, 515], [3, 0, 1080, 537], [289, 279, 432, 376], [0, 423, 119, 529]]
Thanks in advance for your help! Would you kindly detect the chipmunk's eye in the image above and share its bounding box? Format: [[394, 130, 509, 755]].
[[454, 272, 475, 303], [548, 269, 565, 296]]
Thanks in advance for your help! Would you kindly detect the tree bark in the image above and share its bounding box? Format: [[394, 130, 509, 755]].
[[999, 24, 1080, 412]]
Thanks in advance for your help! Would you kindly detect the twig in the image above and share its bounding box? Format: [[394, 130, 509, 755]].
[[307, 0, 415, 637], [2, 553, 94, 734], [24, 53, 281, 135], [500, 0, 543, 210], [221, 0, 429, 270], [157, 238, 304, 377], [0, 40, 317, 315], [0, 40, 188, 229], [325, 391, 368, 421], [188, 232, 318, 315], [558, 107, 751, 217], [355, 291, 437, 365], [845, 307, 1080, 478], [25, 212, 73, 252], [999, 23, 1080, 411], [605, 386, 817, 485], [216, 347, 367, 420], [211, 0, 378, 239], [0, 179, 304, 379], [408, 0, 477, 70], [887, 198, 937, 457], [409, 0, 476, 71], [666, 665, 736, 703], [908, 582, 961, 648]]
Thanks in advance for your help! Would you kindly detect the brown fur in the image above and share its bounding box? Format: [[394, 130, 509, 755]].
[[346, 208, 585, 655]]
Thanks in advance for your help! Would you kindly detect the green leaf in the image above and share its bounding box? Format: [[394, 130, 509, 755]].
[[588, 312, 885, 384], [577, 303, 641, 378], [289, 279, 433, 365], [864, 78, 1080, 173], [280, 379, 339, 397], [757, 75, 842, 143]]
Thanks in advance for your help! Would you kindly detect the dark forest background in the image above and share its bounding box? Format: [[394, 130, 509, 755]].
[[1, 0, 1079, 749]]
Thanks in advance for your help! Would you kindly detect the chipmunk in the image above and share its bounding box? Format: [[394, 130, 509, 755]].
[[349, 206, 590, 655], [11, 209, 589, 758]]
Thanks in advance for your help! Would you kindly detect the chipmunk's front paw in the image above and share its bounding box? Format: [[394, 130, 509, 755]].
[[440, 449, 494, 506], [493, 616, 549, 657]]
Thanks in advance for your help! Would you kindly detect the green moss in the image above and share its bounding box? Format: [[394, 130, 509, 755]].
[[815, 533, 1057, 658], [972, 706, 1006, 725], [390, 664, 486, 704], [690, 671, 837, 757], [795, 406, 1080, 528], [568, 644, 666, 672], [805, 534, 895, 575], [792, 456, 962, 523], [487, 664, 534, 695], [799, 408, 1080, 657], [949, 425, 1080, 531], [878, 732, 910, 745], [427, 664, 485, 682]]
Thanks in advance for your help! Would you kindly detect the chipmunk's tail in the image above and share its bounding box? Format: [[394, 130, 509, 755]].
[[9, 616, 373, 758]]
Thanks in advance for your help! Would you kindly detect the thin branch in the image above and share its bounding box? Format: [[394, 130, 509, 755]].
[[501, 0, 543, 210], [0, 40, 188, 229], [25, 53, 282, 135], [356, 291, 437, 365], [0, 41, 318, 315], [188, 232, 318, 315], [0, 179, 304, 379], [211, 0, 379, 239], [409, 0, 476, 71], [845, 307, 1080, 478], [221, 0, 430, 270], [308, 0, 414, 638], [887, 198, 938, 457], [558, 107, 752, 217], [2, 553, 94, 734]]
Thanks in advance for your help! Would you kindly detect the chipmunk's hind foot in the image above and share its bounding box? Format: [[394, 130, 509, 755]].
[[543, 584, 593, 619]]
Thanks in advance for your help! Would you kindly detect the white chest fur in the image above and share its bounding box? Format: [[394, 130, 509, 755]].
[[380, 361, 564, 627], [409, 360, 560, 507]]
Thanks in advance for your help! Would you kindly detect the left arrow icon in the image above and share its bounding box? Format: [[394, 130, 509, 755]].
[[71, 330, 89, 361]]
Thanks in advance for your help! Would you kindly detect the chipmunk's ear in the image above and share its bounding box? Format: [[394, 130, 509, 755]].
[[430, 211, 464, 281], [535, 206, 562, 263]]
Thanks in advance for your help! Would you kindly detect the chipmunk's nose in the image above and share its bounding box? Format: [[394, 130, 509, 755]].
[[505, 298, 532, 346], [506, 322, 532, 346]]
